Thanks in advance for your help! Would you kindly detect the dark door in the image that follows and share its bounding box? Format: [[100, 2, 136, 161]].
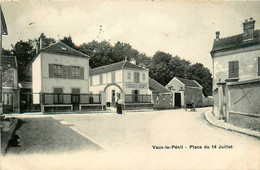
[[111, 90, 115, 106], [132, 90, 139, 102], [175, 93, 181, 108], [72, 88, 80, 111], [3, 92, 13, 113]]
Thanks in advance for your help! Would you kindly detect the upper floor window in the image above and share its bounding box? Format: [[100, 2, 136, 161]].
[[228, 61, 239, 78], [49, 64, 84, 80], [127, 72, 131, 80], [99, 74, 103, 85], [134, 72, 140, 83], [111, 72, 116, 83], [53, 64, 63, 78], [71, 66, 80, 79], [142, 73, 146, 81]]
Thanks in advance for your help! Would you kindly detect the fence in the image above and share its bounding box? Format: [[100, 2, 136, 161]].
[[125, 94, 151, 103], [42, 93, 102, 105]]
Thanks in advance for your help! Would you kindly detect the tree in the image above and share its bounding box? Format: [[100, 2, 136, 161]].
[[13, 40, 36, 81], [60, 35, 75, 48], [186, 63, 212, 97]]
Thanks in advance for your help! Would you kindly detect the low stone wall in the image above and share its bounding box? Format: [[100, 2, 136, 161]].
[[123, 103, 154, 110], [228, 113, 260, 132]]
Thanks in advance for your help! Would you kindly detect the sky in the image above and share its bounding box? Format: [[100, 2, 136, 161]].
[[1, 0, 260, 72]]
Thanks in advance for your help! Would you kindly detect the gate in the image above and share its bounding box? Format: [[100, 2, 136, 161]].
[[20, 92, 41, 113]]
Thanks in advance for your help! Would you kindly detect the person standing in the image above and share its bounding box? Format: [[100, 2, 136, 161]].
[[116, 98, 123, 114]]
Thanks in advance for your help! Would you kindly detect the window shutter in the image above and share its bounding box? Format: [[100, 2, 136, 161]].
[[80, 67, 84, 80], [68, 66, 72, 79], [228, 62, 233, 78], [234, 61, 239, 78], [63, 66, 68, 79], [134, 72, 140, 83], [49, 64, 54, 78]]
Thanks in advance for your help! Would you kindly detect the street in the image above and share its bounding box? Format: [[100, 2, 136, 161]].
[[2, 108, 260, 170]]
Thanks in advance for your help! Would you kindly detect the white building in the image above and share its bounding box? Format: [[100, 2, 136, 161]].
[[32, 41, 90, 110], [89, 60, 151, 107]]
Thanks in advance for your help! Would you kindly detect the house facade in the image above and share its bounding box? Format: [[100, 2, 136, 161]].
[[32, 41, 91, 111], [2, 55, 19, 113], [210, 18, 260, 124], [89, 60, 152, 108], [149, 78, 173, 109], [166, 77, 203, 108]]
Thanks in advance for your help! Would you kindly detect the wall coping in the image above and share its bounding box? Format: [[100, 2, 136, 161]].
[[227, 78, 260, 86]]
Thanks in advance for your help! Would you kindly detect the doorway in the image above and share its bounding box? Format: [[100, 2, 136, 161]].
[[111, 90, 116, 106], [175, 93, 181, 108], [72, 88, 80, 111]]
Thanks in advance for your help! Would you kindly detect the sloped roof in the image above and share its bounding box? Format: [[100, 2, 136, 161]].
[[211, 30, 260, 54], [90, 60, 147, 76], [2, 55, 17, 69], [40, 41, 89, 58], [149, 78, 170, 93], [176, 77, 202, 88]]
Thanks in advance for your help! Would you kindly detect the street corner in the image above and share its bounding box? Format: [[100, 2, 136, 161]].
[[204, 109, 260, 139], [1, 117, 19, 154]]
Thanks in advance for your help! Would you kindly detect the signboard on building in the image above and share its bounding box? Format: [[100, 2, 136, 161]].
[[125, 83, 148, 89]]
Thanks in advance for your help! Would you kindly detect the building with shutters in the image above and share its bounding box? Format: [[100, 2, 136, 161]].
[[89, 60, 153, 109], [210, 18, 260, 128], [32, 41, 90, 110], [166, 77, 203, 108]]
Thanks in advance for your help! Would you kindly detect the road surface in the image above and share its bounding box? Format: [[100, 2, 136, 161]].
[[2, 108, 259, 170]]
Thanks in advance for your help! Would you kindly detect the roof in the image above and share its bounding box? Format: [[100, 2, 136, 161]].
[[149, 78, 171, 93], [211, 30, 260, 54], [90, 60, 147, 76], [1, 5, 8, 35], [175, 77, 202, 88], [40, 41, 89, 58], [2, 55, 17, 70]]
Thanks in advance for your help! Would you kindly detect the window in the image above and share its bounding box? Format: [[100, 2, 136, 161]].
[[99, 74, 103, 85], [134, 72, 140, 83], [258, 57, 260, 76], [228, 61, 239, 78], [71, 66, 80, 79], [53, 88, 63, 104], [127, 72, 131, 80], [142, 73, 146, 81], [53, 65, 63, 78], [111, 72, 116, 83], [90, 77, 93, 86]]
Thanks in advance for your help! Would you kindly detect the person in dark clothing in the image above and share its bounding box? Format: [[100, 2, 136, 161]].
[[116, 99, 123, 114]]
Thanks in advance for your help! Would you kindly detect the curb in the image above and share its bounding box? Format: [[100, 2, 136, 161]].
[[204, 109, 260, 139], [1, 118, 19, 154]]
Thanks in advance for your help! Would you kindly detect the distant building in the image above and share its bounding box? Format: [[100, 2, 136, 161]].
[[149, 78, 173, 109], [89, 60, 153, 109], [210, 18, 260, 124], [32, 41, 90, 111], [2, 55, 19, 113], [166, 77, 203, 108]]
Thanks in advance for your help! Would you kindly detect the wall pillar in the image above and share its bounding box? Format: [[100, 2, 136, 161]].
[[101, 91, 106, 110], [216, 82, 226, 120]]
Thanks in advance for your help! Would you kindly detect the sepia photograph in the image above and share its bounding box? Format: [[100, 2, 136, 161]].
[[0, 0, 259, 169]]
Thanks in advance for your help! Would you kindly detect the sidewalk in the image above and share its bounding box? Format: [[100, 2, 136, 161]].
[[1, 117, 19, 154], [204, 109, 260, 139]]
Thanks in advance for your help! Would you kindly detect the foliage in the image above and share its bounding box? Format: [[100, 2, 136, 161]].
[[3, 34, 212, 96]]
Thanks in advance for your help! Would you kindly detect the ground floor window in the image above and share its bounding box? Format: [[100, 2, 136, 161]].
[[53, 88, 63, 104], [3, 93, 13, 105]]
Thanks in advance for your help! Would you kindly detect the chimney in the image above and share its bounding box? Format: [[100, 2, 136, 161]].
[[130, 58, 136, 65], [40, 37, 43, 49], [243, 17, 255, 41], [215, 31, 220, 40]]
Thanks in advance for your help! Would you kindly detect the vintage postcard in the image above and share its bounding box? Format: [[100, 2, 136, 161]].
[[0, 0, 259, 169]]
